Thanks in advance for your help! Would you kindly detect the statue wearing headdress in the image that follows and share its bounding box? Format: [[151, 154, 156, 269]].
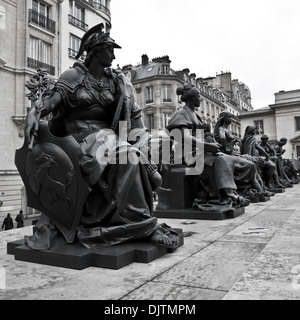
[[22, 24, 180, 251]]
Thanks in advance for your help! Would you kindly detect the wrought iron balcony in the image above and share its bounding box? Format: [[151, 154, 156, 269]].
[[79, 1, 111, 16], [28, 9, 56, 34], [68, 14, 88, 31], [68, 48, 86, 61], [27, 57, 55, 75], [93, 1, 111, 16]]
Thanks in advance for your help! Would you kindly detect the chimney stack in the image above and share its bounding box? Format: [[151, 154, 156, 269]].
[[142, 54, 149, 66]]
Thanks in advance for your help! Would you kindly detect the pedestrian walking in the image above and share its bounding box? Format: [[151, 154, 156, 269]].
[[15, 210, 24, 228], [1, 213, 14, 230]]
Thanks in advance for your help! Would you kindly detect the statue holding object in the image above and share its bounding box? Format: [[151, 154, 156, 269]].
[[18, 23, 181, 252]]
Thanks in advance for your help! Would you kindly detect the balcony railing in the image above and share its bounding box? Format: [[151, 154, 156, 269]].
[[28, 57, 55, 75], [93, 2, 111, 16], [79, 1, 111, 16], [68, 48, 86, 61], [28, 9, 56, 34], [68, 14, 88, 31]]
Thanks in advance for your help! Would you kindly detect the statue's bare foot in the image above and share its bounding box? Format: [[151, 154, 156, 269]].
[[149, 223, 179, 249]]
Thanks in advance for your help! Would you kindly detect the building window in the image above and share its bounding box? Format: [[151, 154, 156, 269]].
[[148, 114, 155, 130], [211, 105, 215, 118], [295, 117, 300, 131], [29, 0, 55, 33], [163, 85, 172, 102], [93, 0, 111, 16], [33, 0, 50, 19], [146, 86, 153, 104], [0, 5, 6, 30], [254, 120, 264, 135], [162, 65, 169, 75], [162, 113, 170, 129], [297, 146, 300, 159], [69, 34, 84, 59], [69, 0, 88, 30], [30, 37, 51, 65], [28, 36, 54, 75]]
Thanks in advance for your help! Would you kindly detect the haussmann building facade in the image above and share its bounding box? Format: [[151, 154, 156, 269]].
[[0, 0, 111, 221]]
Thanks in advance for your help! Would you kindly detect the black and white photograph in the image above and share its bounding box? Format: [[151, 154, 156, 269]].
[[0, 0, 300, 303]]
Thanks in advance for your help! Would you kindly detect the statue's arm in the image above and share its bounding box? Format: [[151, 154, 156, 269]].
[[181, 127, 220, 154], [219, 128, 234, 153], [255, 143, 269, 159], [274, 145, 285, 156], [25, 91, 62, 146]]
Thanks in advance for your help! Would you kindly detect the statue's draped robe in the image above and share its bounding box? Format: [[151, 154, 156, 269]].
[[26, 62, 159, 250], [166, 106, 237, 193]]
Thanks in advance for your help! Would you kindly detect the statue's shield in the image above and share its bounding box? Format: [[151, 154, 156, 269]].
[[15, 122, 91, 243]]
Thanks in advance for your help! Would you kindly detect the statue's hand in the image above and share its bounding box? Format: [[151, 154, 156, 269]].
[[205, 142, 221, 154], [25, 108, 40, 148]]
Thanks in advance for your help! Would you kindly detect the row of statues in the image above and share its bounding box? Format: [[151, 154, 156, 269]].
[[16, 24, 298, 256], [157, 84, 299, 213]]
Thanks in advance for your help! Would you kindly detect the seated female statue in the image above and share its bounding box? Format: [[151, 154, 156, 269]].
[[241, 126, 278, 189], [166, 84, 250, 209], [24, 24, 180, 250], [214, 112, 266, 196]]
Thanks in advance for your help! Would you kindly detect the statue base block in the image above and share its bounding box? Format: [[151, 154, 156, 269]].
[[153, 207, 244, 220], [250, 196, 270, 203], [7, 229, 184, 270], [267, 187, 285, 193]]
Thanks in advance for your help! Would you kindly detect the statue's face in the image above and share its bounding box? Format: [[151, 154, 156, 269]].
[[94, 45, 115, 67], [193, 89, 201, 109], [247, 127, 255, 135], [224, 117, 231, 125]]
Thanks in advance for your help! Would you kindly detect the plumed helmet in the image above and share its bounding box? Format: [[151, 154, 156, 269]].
[[75, 23, 121, 59]]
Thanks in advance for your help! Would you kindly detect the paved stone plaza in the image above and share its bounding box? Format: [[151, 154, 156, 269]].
[[1, 184, 300, 300]]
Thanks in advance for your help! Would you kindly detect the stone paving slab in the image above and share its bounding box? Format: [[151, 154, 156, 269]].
[[0, 184, 300, 300], [223, 252, 300, 300], [223, 187, 300, 300], [122, 282, 227, 300], [149, 242, 266, 292]]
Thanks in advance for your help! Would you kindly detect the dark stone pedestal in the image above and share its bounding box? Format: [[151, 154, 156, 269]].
[[267, 187, 285, 194], [7, 229, 184, 270], [153, 207, 244, 220], [250, 196, 270, 203]]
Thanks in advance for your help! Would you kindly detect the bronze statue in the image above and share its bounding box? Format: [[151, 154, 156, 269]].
[[259, 134, 285, 188], [166, 84, 250, 209], [21, 23, 180, 250], [214, 112, 266, 197], [273, 137, 293, 187], [282, 158, 300, 184], [241, 126, 277, 189]]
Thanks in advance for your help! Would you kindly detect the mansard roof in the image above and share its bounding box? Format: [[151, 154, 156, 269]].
[[130, 58, 177, 82]]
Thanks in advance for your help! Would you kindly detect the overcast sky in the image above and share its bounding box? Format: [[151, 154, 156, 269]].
[[109, 0, 300, 109]]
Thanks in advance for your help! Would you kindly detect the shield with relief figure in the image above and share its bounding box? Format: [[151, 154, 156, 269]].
[[15, 121, 91, 243]]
